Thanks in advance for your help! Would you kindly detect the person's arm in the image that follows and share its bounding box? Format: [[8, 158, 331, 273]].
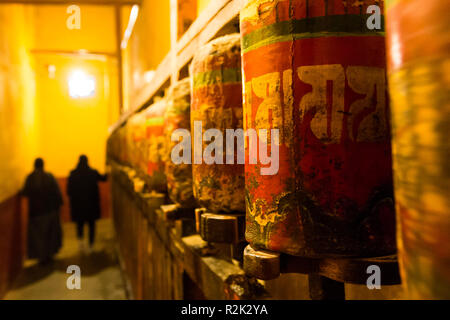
[[96, 170, 108, 182]]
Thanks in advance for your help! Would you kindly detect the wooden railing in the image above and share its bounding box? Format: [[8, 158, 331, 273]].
[[108, 0, 244, 134]]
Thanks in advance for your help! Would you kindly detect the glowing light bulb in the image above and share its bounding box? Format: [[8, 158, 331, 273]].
[[68, 69, 96, 98]]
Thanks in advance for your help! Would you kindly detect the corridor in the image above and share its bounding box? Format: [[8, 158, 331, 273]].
[[0, 0, 448, 302], [4, 219, 126, 300]]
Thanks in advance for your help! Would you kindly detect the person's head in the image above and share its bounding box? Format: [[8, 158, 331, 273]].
[[78, 155, 89, 168], [34, 158, 44, 170]]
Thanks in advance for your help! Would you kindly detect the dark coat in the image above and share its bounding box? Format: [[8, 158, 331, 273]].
[[67, 164, 107, 222], [22, 169, 63, 259], [27, 211, 62, 260], [22, 170, 63, 217]]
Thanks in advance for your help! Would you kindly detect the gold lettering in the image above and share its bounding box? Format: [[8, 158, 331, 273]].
[[346, 66, 387, 142], [252, 72, 282, 145], [298, 64, 345, 144]]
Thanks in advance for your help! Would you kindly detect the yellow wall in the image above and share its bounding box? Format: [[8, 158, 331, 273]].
[[0, 5, 38, 203], [1, 1, 182, 198], [197, 0, 211, 16], [122, 0, 213, 111], [124, 0, 171, 108], [34, 54, 117, 177], [31, 5, 119, 177], [32, 5, 116, 54]]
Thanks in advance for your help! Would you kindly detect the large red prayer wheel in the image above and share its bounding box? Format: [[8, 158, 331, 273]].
[[386, 0, 450, 299], [144, 98, 167, 192], [190, 34, 245, 213], [241, 0, 395, 257], [164, 78, 197, 208]]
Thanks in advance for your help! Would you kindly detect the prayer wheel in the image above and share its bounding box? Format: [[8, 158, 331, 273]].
[[386, 0, 450, 299], [144, 98, 167, 192], [118, 125, 129, 166], [126, 115, 136, 169], [107, 130, 119, 163], [164, 78, 197, 208], [190, 33, 245, 213], [241, 0, 395, 257], [128, 111, 148, 174]]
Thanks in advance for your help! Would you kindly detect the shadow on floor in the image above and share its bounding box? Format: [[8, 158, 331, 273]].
[[5, 219, 126, 300], [11, 248, 119, 290]]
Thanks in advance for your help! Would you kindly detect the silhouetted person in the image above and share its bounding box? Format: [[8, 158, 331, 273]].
[[21, 158, 63, 264], [67, 155, 107, 253]]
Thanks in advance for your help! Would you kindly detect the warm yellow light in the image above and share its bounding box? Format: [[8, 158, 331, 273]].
[[121, 5, 139, 49], [68, 69, 96, 98]]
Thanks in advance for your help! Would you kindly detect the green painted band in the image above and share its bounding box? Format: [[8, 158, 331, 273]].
[[243, 31, 385, 54], [242, 14, 385, 53], [193, 68, 242, 88]]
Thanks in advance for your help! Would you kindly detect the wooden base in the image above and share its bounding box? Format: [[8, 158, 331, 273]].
[[243, 245, 280, 280], [110, 161, 266, 299], [160, 204, 195, 221], [243, 245, 401, 285], [195, 209, 245, 244]]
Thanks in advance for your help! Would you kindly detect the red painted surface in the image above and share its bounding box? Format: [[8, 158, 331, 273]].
[[0, 194, 26, 298], [242, 0, 395, 257]]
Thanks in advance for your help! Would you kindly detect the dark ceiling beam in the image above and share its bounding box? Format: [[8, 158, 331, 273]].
[[0, 0, 141, 6]]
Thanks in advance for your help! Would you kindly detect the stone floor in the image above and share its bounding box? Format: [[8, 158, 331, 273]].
[[4, 219, 127, 300]]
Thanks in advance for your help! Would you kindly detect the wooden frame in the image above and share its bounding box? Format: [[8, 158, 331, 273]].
[[108, 0, 244, 133], [110, 161, 262, 299]]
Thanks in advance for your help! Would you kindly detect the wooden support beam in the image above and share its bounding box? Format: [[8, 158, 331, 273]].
[[176, 0, 242, 71], [0, 0, 141, 5], [243, 244, 401, 285], [108, 0, 244, 133], [110, 161, 265, 299]]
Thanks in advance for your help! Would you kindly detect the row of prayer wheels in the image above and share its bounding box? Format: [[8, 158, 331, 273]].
[[107, 0, 450, 299]]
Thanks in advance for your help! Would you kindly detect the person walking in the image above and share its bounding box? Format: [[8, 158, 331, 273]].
[[67, 155, 107, 253], [21, 158, 63, 264]]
